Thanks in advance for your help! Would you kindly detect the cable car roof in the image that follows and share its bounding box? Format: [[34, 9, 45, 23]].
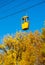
[[22, 16, 29, 20]]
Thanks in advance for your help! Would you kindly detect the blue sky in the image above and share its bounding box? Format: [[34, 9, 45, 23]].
[[0, 0, 45, 43]]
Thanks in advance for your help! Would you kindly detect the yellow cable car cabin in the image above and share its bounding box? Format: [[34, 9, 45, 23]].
[[21, 16, 29, 30]]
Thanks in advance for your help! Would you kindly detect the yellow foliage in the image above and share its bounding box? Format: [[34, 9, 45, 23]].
[[0, 28, 45, 65]]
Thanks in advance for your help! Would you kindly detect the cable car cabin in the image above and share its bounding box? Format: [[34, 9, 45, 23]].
[[21, 16, 29, 30], [22, 21, 29, 30]]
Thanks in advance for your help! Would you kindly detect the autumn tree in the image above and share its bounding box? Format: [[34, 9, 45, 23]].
[[0, 28, 45, 65], [40, 28, 45, 65]]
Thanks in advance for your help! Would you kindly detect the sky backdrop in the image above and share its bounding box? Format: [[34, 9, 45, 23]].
[[0, 0, 45, 43]]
